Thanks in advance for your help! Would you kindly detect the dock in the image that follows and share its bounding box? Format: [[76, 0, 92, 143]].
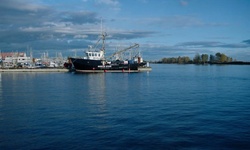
[[0, 68, 69, 72]]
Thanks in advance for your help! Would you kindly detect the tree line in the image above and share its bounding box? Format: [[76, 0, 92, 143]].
[[159, 52, 234, 64]]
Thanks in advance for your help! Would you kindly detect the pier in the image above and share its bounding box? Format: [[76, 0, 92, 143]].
[[0, 68, 69, 72]]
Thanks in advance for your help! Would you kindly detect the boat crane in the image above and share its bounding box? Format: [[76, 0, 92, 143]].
[[107, 43, 139, 60]]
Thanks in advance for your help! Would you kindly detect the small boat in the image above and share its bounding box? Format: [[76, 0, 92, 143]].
[[68, 31, 151, 73]]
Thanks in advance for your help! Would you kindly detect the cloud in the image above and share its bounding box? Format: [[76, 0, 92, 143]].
[[176, 41, 221, 47], [141, 16, 228, 29], [108, 30, 157, 40], [176, 41, 250, 48], [59, 11, 100, 24], [137, 43, 214, 60], [0, 0, 104, 52], [0, 0, 47, 12], [0, 0, 52, 25], [242, 39, 250, 44], [74, 35, 88, 39]]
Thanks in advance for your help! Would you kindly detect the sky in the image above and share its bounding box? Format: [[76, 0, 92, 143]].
[[0, 0, 250, 61]]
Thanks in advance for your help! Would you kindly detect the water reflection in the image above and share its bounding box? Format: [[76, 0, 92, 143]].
[[87, 73, 106, 102], [85, 74, 108, 129], [0, 73, 2, 96], [0, 73, 2, 120], [2, 72, 45, 81]]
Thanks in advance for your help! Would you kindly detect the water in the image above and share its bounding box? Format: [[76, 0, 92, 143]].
[[0, 64, 250, 149]]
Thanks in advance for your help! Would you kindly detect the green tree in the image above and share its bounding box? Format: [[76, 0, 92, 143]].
[[220, 53, 227, 62], [161, 58, 168, 63], [215, 52, 221, 62], [177, 56, 183, 64], [160, 52, 234, 64], [183, 56, 190, 63], [201, 54, 208, 63], [170, 57, 177, 63], [210, 54, 215, 62], [193, 53, 201, 64]]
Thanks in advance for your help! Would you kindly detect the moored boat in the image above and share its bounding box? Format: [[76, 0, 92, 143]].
[[68, 31, 151, 73]]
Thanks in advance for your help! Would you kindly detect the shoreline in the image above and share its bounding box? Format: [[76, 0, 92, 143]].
[[152, 61, 250, 65], [208, 61, 250, 65]]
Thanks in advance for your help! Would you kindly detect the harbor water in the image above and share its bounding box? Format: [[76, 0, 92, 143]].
[[0, 64, 250, 149]]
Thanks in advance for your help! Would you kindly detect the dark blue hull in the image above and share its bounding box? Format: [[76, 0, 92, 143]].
[[69, 58, 145, 71]]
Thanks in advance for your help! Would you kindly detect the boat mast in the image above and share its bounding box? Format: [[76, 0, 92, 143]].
[[101, 18, 106, 54]]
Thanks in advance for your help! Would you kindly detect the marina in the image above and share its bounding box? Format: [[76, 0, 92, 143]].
[[1, 40, 152, 73], [0, 51, 67, 70], [0, 50, 151, 73], [0, 67, 151, 73]]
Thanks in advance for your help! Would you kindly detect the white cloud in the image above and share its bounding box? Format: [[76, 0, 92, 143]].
[[0, 0, 47, 11], [74, 35, 88, 39]]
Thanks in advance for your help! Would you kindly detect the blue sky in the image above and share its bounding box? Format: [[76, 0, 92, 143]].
[[0, 0, 250, 61]]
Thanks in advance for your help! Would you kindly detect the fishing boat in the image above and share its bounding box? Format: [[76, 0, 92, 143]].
[[68, 31, 151, 73]]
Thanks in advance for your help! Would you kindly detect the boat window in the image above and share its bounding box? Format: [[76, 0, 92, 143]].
[[98, 54, 100, 57], [88, 53, 91, 56], [95, 53, 97, 56]]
